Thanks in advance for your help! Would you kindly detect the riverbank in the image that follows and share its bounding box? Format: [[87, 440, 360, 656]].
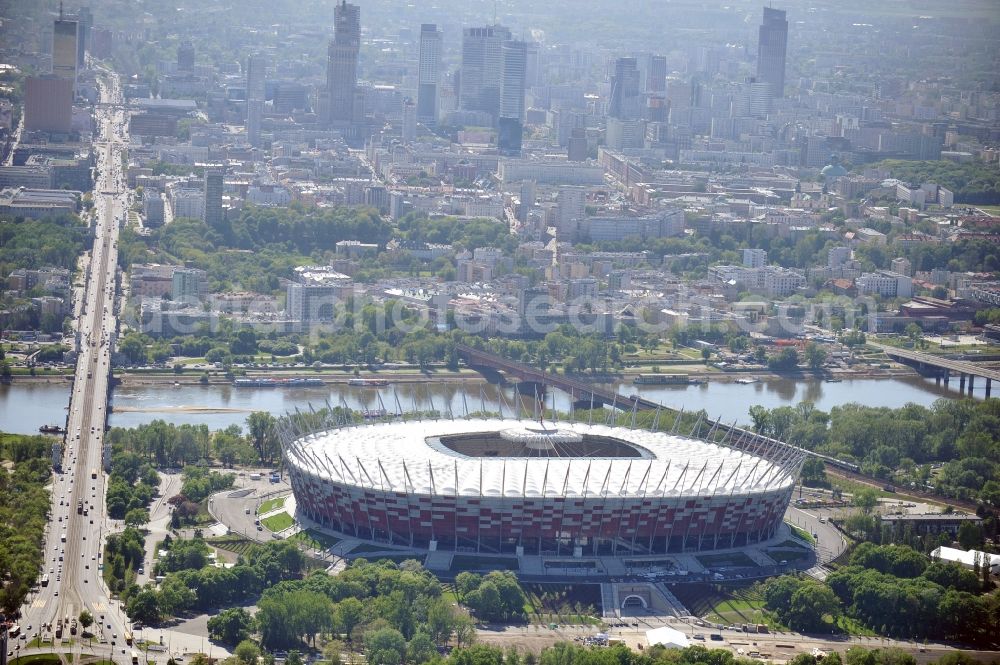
[[4, 362, 924, 387]]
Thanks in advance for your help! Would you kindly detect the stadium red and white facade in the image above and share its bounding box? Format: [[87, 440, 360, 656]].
[[282, 418, 803, 555]]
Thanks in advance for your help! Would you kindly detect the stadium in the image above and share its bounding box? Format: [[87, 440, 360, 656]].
[[282, 416, 803, 556]]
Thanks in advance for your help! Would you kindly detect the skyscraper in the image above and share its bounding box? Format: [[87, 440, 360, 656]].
[[645, 54, 667, 93], [609, 57, 641, 120], [76, 6, 93, 68], [177, 41, 195, 72], [756, 6, 788, 99], [460, 25, 511, 117], [246, 99, 264, 148], [203, 170, 224, 228], [327, 1, 361, 124], [245, 53, 267, 102], [245, 54, 266, 148], [416, 24, 442, 125], [52, 13, 79, 86], [401, 99, 417, 143], [498, 40, 527, 156]]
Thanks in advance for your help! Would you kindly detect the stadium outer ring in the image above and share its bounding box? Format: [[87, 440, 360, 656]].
[[282, 417, 802, 556]]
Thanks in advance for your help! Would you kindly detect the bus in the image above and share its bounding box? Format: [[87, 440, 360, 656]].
[[41, 574, 49, 587], [131, 651, 139, 665], [60, 532, 67, 543], [8, 625, 20, 638], [125, 631, 133, 645]]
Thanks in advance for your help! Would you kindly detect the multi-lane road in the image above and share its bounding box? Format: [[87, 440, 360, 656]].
[[14, 69, 136, 662]]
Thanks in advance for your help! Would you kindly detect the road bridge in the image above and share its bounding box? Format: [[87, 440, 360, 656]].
[[873, 342, 997, 397]]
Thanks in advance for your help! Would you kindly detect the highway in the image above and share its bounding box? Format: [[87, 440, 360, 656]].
[[13, 67, 137, 662]]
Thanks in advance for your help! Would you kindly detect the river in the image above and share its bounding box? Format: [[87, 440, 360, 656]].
[[0, 373, 986, 435]]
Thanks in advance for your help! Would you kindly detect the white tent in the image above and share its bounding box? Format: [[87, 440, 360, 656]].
[[645, 626, 691, 649], [930, 546, 1000, 573]]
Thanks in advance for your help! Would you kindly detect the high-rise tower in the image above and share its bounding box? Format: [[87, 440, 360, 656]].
[[609, 57, 641, 120], [52, 7, 79, 87], [756, 6, 788, 99], [416, 24, 442, 125], [460, 25, 511, 117], [498, 40, 527, 155], [327, 1, 361, 124], [203, 170, 224, 228]]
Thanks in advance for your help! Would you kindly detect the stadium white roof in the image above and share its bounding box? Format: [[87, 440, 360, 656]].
[[284, 419, 797, 498]]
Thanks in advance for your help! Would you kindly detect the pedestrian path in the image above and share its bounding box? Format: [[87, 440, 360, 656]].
[[654, 583, 690, 617], [425, 551, 453, 571]]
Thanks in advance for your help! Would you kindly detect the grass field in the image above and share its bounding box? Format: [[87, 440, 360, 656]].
[[673, 584, 784, 631], [788, 524, 816, 544], [522, 583, 603, 626], [258, 496, 287, 515], [261, 511, 295, 532], [767, 548, 812, 563], [290, 528, 341, 549], [207, 534, 259, 557], [11, 655, 62, 665]]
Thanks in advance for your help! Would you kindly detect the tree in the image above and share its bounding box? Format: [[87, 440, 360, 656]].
[[335, 597, 365, 640], [124, 508, 150, 528], [126, 588, 161, 624], [234, 640, 261, 665], [957, 520, 981, 550], [207, 607, 255, 645], [852, 487, 879, 514], [407, 631, 437, 664], [247, 412, 278, 463], [455, 572, 482, 601], [453, 614, 476, 648], [701, 347, 712, 364], [78, 610, 94, 632], [323, 640, 345, 665], [364, 627, 407, 665], [787, 583, 841, 632], [804, 342, 828, 370], [801, 457, 826, 486]]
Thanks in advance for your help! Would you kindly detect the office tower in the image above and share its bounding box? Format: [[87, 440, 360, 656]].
[[401, 98, 416, 143], [327, 1, 361, 124], [556, 187, 586, 241], [76, 6, 92, 67], [460, 25, 511, 116], [756, 6, 787, 99], [177, 41, 195, 72], [246, 99, 263, 148], [605, 117, 645, 150], [246, 53, 267, 102], [52, 12, 78, 86], [24, 77, 73, 133], [567, 128, 588, 161], [646, 95, 667, 123], [524, 42, 540, 88], [203, 170, 224, 228], [609, 57, 641, 120], [498, 40, 527, 155], [273, 82, 309, 113], [645, 54, 667, 93], [245, 53, 266, 146], [416, 24, 442, 124]]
